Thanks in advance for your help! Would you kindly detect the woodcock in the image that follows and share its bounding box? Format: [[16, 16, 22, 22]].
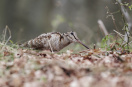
[[21, 31, 89, 52]]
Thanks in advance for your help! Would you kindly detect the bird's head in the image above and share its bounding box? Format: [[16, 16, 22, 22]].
[[66, 31, 79, 42], [66, 31, 89, 49]]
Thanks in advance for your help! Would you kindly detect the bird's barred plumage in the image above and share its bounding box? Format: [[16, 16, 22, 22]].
[[21, 31, 89, 51]]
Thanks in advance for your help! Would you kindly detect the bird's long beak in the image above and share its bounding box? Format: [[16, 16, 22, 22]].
[[77, 40, 90, 49]]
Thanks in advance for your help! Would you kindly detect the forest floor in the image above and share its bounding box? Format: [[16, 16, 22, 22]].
[[0, 42, 132, 87]]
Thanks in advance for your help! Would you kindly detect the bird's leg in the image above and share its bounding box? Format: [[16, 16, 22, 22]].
[[47, 38, 54, 53]]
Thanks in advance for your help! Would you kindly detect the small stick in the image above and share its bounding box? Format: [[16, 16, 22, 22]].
[[113, 30, 124, 40], [93, 44, 96, 49], [98, 20, 110, 45], [98, 20, 109, 36], [5, 26, 11, 45], [2, 26, 12, 50]]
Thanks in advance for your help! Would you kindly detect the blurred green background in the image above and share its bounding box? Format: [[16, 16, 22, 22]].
[[0, 0, 131, 50]]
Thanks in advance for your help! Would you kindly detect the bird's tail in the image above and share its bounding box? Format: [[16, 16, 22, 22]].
[[19, 42, 29, 48]]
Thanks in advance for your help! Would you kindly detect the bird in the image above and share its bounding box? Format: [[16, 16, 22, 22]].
[[20, 31, 89, 52]]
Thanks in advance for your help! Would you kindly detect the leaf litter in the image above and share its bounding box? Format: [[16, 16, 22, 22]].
[[0, 43, 132, 87]]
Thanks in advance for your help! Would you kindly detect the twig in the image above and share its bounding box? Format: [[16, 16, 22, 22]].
[[98, 20, 109, 36], [113, 54, 124, 63], [5, 26, 12, 45], [93, 44, 96, 49], [113, 30, 132, 39], [2, 26, 11, 44], [1, 26, 12, 51], [98, 19, 110, 45], [117, 0, 132, 30], [116, 0, 132, 49], [124, 40, 132, 47], [105, 6, 119, 31], [113, 30, 124, 39]]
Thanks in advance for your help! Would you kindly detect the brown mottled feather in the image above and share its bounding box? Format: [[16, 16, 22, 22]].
[[21, 31, 89, 51]]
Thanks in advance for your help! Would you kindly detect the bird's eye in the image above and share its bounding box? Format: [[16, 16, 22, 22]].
[[71, 32, 74, 35]]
